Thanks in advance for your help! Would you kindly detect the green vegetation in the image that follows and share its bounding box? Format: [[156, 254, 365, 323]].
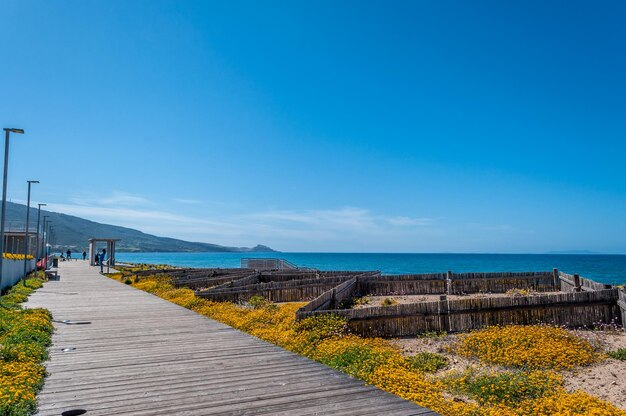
[[0, 272, 52, 416], [338, 295, 370, 309], [607, 348, 626, 360], [417, 331, 448, 339], [382, 297, 397, 306], [317, 343, 395, 379], [295, 314, 350, 343], [445, 369, 562, 406], [247, 295, 271, 309], [408, 352, 449, 373]]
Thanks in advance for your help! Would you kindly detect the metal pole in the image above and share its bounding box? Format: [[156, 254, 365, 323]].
[[0, 128, 23, 291], [42, 216, 48, 265], [49, 227, 54, 252], [0, 130, 11, 290], [44, 219, 51, 269], [22, 180, 38, 283], [35, 204, 46, 262]]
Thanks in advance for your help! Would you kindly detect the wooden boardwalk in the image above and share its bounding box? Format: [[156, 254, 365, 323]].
[[26, 262, 437, 416]]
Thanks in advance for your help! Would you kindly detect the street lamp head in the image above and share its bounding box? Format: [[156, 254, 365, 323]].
[[28, 180, 39, 184], [38, 203, 47, 208], [3, 128, 24, 134]]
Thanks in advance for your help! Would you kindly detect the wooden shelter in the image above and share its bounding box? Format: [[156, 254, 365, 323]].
[[88, 238, 119, 266]]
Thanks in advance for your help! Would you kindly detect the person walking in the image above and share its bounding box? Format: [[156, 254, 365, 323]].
[[66, 249, 72, 260], [82, 251, 87, 260], [100, 248, 106, 272]]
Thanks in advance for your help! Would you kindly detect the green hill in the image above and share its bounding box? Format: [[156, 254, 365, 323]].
[[3, 202, 275, 253]]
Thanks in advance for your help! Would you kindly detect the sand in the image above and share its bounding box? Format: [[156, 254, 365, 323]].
[[564, 331, 626, 410], [354, 292, 556, 308], [390, 329, 626, 410]]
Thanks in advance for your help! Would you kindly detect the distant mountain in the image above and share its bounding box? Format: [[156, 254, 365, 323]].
[[3, 202, 276, 253]]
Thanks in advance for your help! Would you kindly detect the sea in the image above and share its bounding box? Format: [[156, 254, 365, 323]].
[[114, 252, 626, 286]]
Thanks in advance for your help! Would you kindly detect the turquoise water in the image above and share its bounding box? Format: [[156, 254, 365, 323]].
[[115, 252, 626, 285]]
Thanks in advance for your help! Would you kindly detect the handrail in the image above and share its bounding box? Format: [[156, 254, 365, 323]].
[[240, 258, 314, 271]]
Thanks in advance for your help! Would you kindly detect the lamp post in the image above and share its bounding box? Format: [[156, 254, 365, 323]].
[[43, 219, 51, 269], [22, 180, 39, 283], [42, 216, 49, 263], [0, 128, 24, 290], [35, 204, 46, 262]]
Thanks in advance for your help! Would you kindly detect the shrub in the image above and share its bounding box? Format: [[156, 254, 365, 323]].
[[354, 296, 371, 306], [408, 352, 449, 373], [444, 369, 562, 406], [124, 278, 132, 285], [506, 288, 533, 297], [382, 297, 397, 306], [607, 348, 626, 361], [417, 331, 448, 339], [295, 314, 350, 343], [314, 336, 400, 380], [247, 295, 269, 309]]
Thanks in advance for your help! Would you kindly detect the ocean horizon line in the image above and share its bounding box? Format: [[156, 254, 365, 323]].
[[113, 250, 626, 256]]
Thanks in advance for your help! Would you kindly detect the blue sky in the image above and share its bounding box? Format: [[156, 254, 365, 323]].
[[1, 0, 625, 253]]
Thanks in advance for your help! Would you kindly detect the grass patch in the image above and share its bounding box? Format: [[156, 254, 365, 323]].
[[408, 352, 449, 373], [315, 340, 395, 379], [0, 272, 52, 416], [247, 295, 272, 309], [607, 348, 626, 361], [444, 369, 562, 406], [417, 331, 448, 339], [295, 314, 350, 344]]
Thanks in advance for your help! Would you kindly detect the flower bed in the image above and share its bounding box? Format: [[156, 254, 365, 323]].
[[0, 273, 52, 416], [455, 325, 598, 370]]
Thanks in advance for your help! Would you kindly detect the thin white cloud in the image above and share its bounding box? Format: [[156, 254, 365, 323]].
[[173, 198, 201, 204], [99, 192, 151, 206], [248, 207, 377, 230], [466, 223, 515, 232], [69, 191, 151, 207], [386, 216, 434, 227]]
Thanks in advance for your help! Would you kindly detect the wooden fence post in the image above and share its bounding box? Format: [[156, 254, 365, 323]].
[[573, 274, 581, 292], [552, 268, 559, 290], [446, 270, 452, 295], [618, 288, 626, 330]]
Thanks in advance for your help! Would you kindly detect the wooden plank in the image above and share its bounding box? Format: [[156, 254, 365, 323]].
[[26, 262, 436, 416]]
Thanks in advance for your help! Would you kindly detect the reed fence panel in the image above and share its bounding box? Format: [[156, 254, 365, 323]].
[[298, 289, 621, 337], [172, 269, 257, 289], [197, 275, 358, 303], [357, 271, 554, 296]]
